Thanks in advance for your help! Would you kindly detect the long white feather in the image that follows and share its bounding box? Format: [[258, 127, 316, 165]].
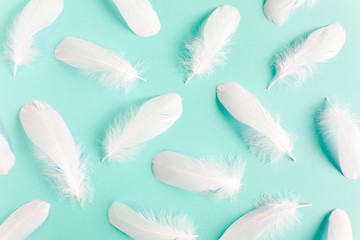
[[217, 82, 295, 163], [152, 151, 245, 199], [0, 200, 50, 240], [268, 23, 346, 90], [318, 98, 360, 180], [102, 93, 182, 162], [19, 100, 91, 202], [220, 195, 311, 240], [55, 37, 145, 90], [183, 5, 240, 84], [0, 123, 16, 175], [5, 0, 64, 76], [108, 202, 197, 240], [113, 0, 161, 37], [325, 208, 353, 240]]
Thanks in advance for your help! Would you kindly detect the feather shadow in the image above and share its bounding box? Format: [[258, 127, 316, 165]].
[[312, 212, 330, 240]]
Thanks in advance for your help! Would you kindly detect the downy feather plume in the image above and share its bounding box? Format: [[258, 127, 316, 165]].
[[102, 93, 182, 162], [55, 37, 145, 90], [152, 151, 245, 199], [19, 100, 91, 202], [0, 122, 16, 175], [5, 0, 64, 76], [113, 0, 161, 37], [217, 82, 295, 163], [318, 98, 360, 180], [108, 202, 197, 240], [183, 5, 240, 84], [220, 194, 311, 240], [324, 208, 353, 240], [268, 23, 346, 90], [0, 200, 50, 240]]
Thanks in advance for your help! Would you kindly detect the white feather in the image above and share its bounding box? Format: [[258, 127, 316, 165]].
[[325, 208, 353, 240], [102, 93, 182, 162], [217, 82, 295, 163], [152, 151, 245, 199], [108, 202, 197, 240], [0, 125, 16, 175], [5, 0, 64, 76], [19, 100, 91, 202], [268, 23, 346, 90], [318, 98, 360, 180], [183, 5, 240, 84], [220, 194, 311, 240], [113, 0, 161, 37], [0, 200, 50, 240]]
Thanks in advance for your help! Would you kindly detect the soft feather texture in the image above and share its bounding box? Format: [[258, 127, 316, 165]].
[[5, 0, 64, 76], [0, 123, 16, 175], [325, 208, 353, 240], [113, 0, 161, 37], [108, 202, 197, 240], [217, 82, 295, 163], [183, 5, 240, 84], [55, 37, 145, 90], [220, 194, 311, 240], [0, 200, 50, 240], [19, 100, 91, 202], [102, 93, 182, 162], [268, 23, 346, 90], [152, 151, 245, 199], [318, 98, 360, 180]]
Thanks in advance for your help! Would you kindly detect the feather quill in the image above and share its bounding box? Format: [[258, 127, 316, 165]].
[[217, 82, 295, 163], [152, 151, 245, 199], [318, 98, 360, 180], [108, 202, 197, 240], [5, 0, 64, 76], [19, 100, 91, 202], [102, 93, 182, 162], [268, 23, 346, 90], [324, 208, 353, 240], [0, 200, 50, 240], [183, 5, 240, 84], [113, 0, 161, 37], [0, 123, 16, 175]]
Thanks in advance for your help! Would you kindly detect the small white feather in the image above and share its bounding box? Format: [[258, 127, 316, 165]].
[[152, 151, 245, 199], [5, 0, 64, 76], [0, 200, 50, 240], [108, 202, 197, 240], [19, 100, 91, 202], [102, 93, 182, 162], [325, 208, 353, 240], [268, 23, 346, 90], [183, 5, 240, 84], [217, 82, 295, 163], [0, 125, 16, 175], [113, 0, 161, 37]]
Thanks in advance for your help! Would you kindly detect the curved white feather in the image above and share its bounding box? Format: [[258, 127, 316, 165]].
[[5, 0, 64, 76], [108, 202, 197, 240], [326, 208, 352, 240], [0, 200, 50, 240], [0, 124, 16, 175], [217, 82, 295, 163], [183, 5, 240, 84], [113, 0, 161, 37], [55, 37, 145, 90], [102, 93, 182, 162], [268, 23, 346, 90], [19, 100, 90, 202], [152, 151, 245, 198]]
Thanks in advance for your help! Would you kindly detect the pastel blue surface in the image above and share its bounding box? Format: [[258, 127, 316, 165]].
[[0, 0, 359, 239]]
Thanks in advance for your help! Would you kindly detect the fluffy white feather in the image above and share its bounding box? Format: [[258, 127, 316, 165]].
[[113, 0, 161, 37], [268, 23, 346, 90], [325, 208, 353, 240], [19, 100, 91, 202], [217, 82, 295, 163], [183, 5, 240, 84], [318, 98, 360, 180], [152, 151, 245, 199], [5, 0, 64, 76], [220, 194, 311, 240], [0, 123, 16, 175], [108, 202, 197, 240], [102, 93, 182, 162], [0, 200, 50, 240]]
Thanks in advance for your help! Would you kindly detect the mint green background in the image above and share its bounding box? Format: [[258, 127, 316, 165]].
[[0, 0, 359, 239]]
